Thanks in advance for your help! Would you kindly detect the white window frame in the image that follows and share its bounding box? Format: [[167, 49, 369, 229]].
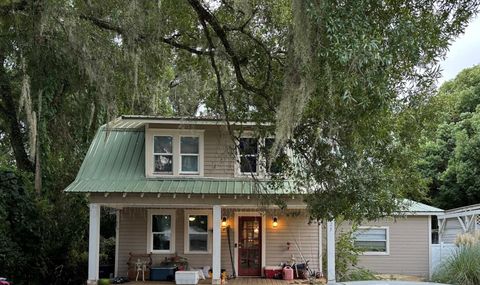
[[184, 210, 212, 254], [153, 135, 174, 174], [179, 135, 201, 175], [147, 209, 176, 254], [353, 226, 390, 256], [145, 127, 204, 177]]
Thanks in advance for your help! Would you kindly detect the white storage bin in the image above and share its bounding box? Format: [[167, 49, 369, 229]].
[[175, 271, 199, 285]]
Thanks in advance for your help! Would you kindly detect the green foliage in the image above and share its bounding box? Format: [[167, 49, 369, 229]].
[[418, 65, 480, 209], [323, 225, 362, 281], [342, 268, 378, 282], [431, 244, 480, 285], [0, 169, 89, 285], [273, 0, 478, 222], [99, 237, 116, 265]]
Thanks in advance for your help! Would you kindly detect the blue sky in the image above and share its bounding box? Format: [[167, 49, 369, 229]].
[[439, 15, 480, 84]]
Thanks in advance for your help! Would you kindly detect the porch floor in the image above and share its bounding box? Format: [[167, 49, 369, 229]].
[[129, 278, 298, 285]]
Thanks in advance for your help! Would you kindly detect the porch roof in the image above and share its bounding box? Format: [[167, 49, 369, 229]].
[[64, 125, 294, 195]]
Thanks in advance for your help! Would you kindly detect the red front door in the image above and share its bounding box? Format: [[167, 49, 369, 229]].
[[238, 216, 262, 276]]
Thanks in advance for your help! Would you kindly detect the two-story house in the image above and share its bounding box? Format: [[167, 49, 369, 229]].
[[64, 116, 443, 284]]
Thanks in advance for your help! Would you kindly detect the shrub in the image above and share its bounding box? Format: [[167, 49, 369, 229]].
[[432, 243, 480, 285], [322, 224, 362, 281], [342, 268, 378, 281]]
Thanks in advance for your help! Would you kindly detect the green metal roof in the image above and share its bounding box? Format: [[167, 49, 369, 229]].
[[399, 199, 443, 213], [64, 124, 444, 214], [64, 126, 293, 195]]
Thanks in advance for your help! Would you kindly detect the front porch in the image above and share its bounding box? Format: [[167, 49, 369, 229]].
[[85, 193, 333, 285], [129, 277, 305, 285]]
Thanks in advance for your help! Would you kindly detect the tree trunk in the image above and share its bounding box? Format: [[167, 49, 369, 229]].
[[0, 53, 35, 173]]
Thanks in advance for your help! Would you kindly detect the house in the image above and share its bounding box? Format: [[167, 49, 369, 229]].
[[64, 116, 443, 285]]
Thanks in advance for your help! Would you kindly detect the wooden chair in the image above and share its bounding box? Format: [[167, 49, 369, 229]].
[[127, 252, 152, 281]]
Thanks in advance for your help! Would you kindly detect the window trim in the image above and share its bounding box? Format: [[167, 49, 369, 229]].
[[147, 209, 176, 254], [184, 210, 212, 254], [353, 226, 390, 256], [145, 128, 204, 178]]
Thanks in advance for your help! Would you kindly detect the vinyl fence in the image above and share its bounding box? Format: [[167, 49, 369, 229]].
[[430, 243, 457, 277]]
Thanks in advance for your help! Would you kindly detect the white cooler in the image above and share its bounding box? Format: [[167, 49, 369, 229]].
[[175, 271, 199, 285]]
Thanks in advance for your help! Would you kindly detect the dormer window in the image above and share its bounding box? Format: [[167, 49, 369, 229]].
[[146, 128, 204, 177]]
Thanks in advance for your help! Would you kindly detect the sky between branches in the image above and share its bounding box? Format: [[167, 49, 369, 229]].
[[439, 14, 480, 84]]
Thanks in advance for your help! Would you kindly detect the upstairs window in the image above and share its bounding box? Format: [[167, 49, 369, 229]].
[[147, 130, 204, 177], [154, 136, 173, 174], [239, 138, 259, 174], [264, 138, 283, 174], [237, 136, 285, 176], [180, 136, 199, 174]]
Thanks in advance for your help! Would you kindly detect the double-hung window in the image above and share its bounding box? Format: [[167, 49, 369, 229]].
[[239, 138, 259, 174], [180, 136, 199, 174], [352, 227, 389, 255], [147, 130, 204, 177], [153, 136, 173, 174], [237, 137, 284, 175], [148, 210, 176, 253], [184, 210, 211, 253]]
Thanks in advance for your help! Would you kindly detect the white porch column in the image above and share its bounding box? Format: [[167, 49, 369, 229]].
[[212, 205, 222, 284], [114, 209, 120, 277], [87, 203, 101, 285], [327, 220, 336, 285]]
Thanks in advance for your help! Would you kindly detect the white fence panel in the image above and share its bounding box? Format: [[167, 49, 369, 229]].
[[430, 243, 457, 276]]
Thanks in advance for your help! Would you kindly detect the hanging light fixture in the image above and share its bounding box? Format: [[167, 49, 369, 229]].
[[272, 216, 278, 228], [189, 216, 196, 222], [222, 216, 227, 227]]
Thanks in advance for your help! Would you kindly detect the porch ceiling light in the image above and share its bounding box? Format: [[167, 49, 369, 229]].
[[272, 216, 278, 228], [189, 216, 196, 222], [221, 216, 227, 227]]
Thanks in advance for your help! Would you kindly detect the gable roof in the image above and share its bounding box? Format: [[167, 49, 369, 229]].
[[64, 126, 293, 195], [399, 199, 443, 214]]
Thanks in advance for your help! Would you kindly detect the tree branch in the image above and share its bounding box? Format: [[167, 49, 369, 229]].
[[187, 0, 266, 94], [79, 14, 208, 56], [198, 17, 235, 138]]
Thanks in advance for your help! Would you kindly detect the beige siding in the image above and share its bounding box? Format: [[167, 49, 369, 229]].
[[265, 214, 321, 273], [118, 208, 213, 277], [117, 208, 148, 276], [338, 216, 430, 277], [117, 208, 320, 277], [203, 127, 235, 177], [118, 207, 430, 278]]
